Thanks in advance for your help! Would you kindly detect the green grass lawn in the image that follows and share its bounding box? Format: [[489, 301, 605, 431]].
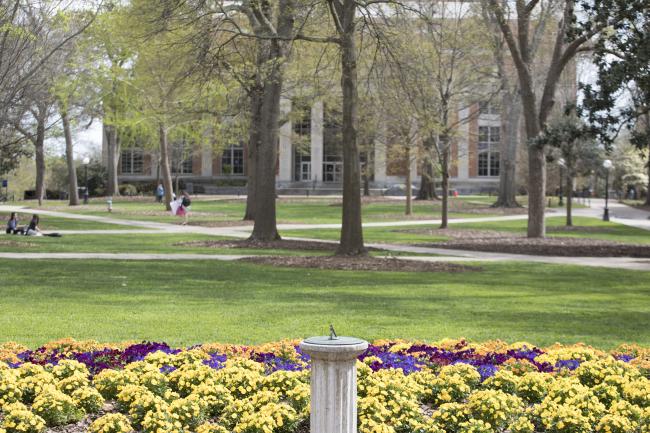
[[0, 259, 648, 348], [29, 196, 526, 225], [0, 211, 142, 231], [0, 233, 327, 256], [283, 216, 650, 245]]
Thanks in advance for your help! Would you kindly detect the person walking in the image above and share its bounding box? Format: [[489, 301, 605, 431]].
[[156, 184, 164, 203], [179, 191, 191, 225]]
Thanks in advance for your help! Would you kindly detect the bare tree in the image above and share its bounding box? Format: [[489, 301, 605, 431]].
[[382, 1, 497, 228], [486, 0, 610, 237], [480, 1, 556, 208]]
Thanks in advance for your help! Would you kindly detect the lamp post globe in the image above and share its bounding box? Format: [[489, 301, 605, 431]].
[[82, 157, 90, 204], [602, 159, 613, 221]]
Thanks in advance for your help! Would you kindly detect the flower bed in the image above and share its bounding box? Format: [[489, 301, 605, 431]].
[[0, 339, 648, 433]]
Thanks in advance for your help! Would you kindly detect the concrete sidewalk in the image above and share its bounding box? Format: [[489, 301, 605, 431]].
[[3, 200, 650, 271]]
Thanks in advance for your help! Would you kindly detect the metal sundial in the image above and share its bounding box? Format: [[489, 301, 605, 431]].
[[329, 324, 338, 340], [301, 325, 366, 346]]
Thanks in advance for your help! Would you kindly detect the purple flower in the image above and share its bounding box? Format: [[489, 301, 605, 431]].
[[476, 364, 498, 381], [203, 353, 227, 370], [252, 352, 306, 374], [555, 359, 581, 371], [615, 354, 635, 363], [159, 365, 177, 374]]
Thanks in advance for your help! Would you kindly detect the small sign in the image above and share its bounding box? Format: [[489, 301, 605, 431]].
[[1, 180, 7, 188]]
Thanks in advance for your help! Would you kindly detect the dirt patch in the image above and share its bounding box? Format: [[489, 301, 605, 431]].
[[420, 236, 650, 257], [547, 225, 615, 234], [239, 255, 482, 273], [175, 239, 340, 251], [0, 239, 37, 248], [185, 220, 254, 228]]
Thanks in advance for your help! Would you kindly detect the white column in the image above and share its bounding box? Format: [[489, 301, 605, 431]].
[[311, 101, 324, 183], [278, 98, 293, 182], [300, 336, 368, 433], [201, 146, 213, 177], [373, 135, 387, 184]]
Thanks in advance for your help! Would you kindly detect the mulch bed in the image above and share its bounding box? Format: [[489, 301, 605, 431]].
[[175, 239, 341, 251], [0, 239, 36, 247], [413, 227, 650, 257], [239, 256, 482, 273]]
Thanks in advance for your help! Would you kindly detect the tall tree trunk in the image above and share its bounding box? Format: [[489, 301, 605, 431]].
[[244, 87, 263, 221], [417, 150, 436, 200], [159, 123, 174, 211], [34, 113, 46, 206], [566, 173, 573, 226], [527, 145, 546, 237], [105, 124, 120, 197], [336, 0, 365, 256], [405, 146, 412, 215], [440, 146, 450, 229], [61, 109, 79, 206], [249, 74, 281, 241], [494, 92, 522, 207], [645, 152, 650, 206]]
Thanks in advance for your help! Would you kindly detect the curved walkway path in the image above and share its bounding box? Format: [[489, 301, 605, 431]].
[[1, 200, 649, 271]]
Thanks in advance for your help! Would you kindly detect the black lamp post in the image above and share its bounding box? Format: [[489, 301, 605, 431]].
[[83, 157, 90, 204], [602, 159, 612, 221]]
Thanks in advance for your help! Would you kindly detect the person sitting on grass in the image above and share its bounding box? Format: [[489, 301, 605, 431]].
[[25, 214, 42, 236], [5, 212, 23, 234]]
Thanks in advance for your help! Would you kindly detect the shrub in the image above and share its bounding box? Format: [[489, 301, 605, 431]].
[[51, 360, 89, 380], [71, 386, 104, 414], [16, 374, 54, 404], [430, 402, 468, 433], [1, 404, 46, 433], [141, 409, 183, 433], [0, 372, 22, 408], [56, 372, 90, 395], [126, 391, 168, 429], [516, 372, 552, 404], [31, 388, 84, 426], [465, 389, 524, 429], [169, 394, 207, 430], [595, 414, 638, 433], [118, 184, 138, 196], [189, 383, 233, 417], [169, 364, 219, 397], [137, 369, 170, 396], [115, 384, 150, 413], [195, 423, 229, 433], [93, 369, 138, 400], [88, 414, 133, 433]]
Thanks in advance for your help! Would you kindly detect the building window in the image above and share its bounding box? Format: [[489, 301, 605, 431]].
[[293, 111, 311, 137], [323, 155, 343, 183], [479, 101, 500, 115], [478, 126, 500, 177], [222, 145, 244, 175], [294, 151, 311, 181], [171, 142, 193, 174], [120, 149, 144, 174]]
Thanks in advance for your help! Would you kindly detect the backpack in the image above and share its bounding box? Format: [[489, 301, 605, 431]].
[[182, 196, 191, 207]]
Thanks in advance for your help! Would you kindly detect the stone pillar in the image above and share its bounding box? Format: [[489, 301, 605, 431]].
[[457, 107, 470, 181], [300, 336, 368, 433], [310, 101, 324, 183], [201, 146, 213, 177], [373, 136, 387, 185], [278, 98, 293, 182]]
